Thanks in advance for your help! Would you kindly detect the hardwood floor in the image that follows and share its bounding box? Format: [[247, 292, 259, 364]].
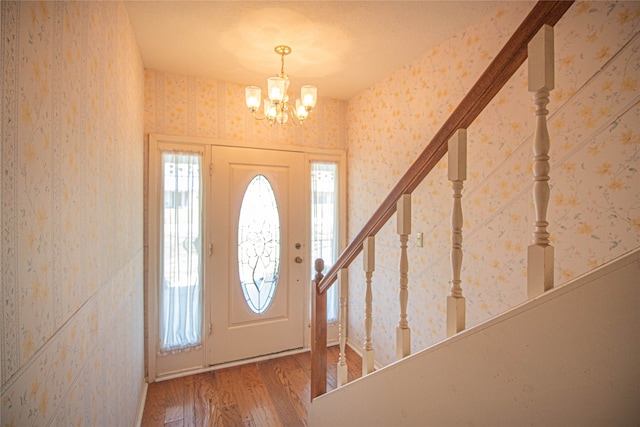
[[142, 345, 362, 427]]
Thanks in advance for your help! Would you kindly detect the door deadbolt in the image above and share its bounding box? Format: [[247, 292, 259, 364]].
[[295, 242, 302, 249]]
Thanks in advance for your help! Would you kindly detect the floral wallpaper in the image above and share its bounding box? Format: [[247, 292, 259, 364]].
[[144, 70, 347, 151], [1, 2, 145, 425], [346, 1, 640, 366], [8, 0, 636, 422]]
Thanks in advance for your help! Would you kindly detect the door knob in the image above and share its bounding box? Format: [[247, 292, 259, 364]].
[[295, 256, 303, 264]]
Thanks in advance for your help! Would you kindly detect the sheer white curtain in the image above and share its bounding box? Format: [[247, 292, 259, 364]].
[[160, 152, 203, 352], [311, 162, 339, 322]]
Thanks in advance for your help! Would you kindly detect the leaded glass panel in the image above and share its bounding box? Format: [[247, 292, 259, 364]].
[[238, 175, 281, 314]]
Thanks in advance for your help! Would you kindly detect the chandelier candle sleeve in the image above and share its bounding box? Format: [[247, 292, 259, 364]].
[[268, 77, 285, 103], [264, 99, 275, 119], [296, 99, 308, 120], [301, 85, 317, 109], [245, 86, 261, 111], [245, 45, 317, 126]]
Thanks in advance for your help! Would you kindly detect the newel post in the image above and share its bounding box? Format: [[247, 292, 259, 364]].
[[310, 258, 326, 400], [447, 129, 467, 337], [527, 24, 555, 299]]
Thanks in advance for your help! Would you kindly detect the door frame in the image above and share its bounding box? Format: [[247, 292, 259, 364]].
[[146, 134, 346, 382]]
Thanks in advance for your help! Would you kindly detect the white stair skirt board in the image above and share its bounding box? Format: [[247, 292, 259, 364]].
[[310, 249, 640, 426]]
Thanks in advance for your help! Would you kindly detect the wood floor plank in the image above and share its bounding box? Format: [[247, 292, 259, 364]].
[[291, 351, 311, 374], [191, 371, 219, 426], [326, 346, 339, 391], [215, 368, 246, 426], [182, 375, 196, 427], [141, 381, 169, 426], [345, 345, 364, 383], [264, 356, 310, 423], [163, 377, 187, 425], [257, 359, 306, 426], [220, 403, 244, 427], [236, 363, 283, 427], [142, 348, 362, 427]]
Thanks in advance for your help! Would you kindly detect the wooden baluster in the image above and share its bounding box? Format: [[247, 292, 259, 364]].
[[396, 194, 411, 359], [337, 268, 349, 387], [447, 129, 467, 337], [362, 236, 375, 375], [527, 24, 555, 299], [310, 258, 326, 400]]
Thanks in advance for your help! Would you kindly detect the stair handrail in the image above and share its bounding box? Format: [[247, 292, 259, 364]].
[[316, 0, 574, 295], [311, 0, 574, 400]]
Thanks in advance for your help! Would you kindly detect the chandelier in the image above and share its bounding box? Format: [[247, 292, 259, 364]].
[[245, 45, 317, 126]]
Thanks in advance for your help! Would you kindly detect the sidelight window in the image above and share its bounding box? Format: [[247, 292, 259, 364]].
[[160, 152, 203, 351], [311, 162, 339, 322]]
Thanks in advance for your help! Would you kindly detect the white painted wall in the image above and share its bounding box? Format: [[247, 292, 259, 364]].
[[310, 249, 640, 426]]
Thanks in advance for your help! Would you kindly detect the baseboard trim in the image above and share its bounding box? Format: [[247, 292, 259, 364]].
[[135, 381, 148, 427], [154, 347, 309, 382]]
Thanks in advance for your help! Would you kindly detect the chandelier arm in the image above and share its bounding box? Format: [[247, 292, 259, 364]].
[[281, 100, 304, 125], [289, 107, 302, 126], [251, 110, 268, 121]]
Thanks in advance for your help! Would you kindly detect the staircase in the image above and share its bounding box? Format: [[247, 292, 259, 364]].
[[308, 1, 640, 425], [310, 249, 640, 425]]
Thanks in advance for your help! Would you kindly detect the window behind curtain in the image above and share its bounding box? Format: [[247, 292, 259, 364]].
[[311, 162, 339, 322], [160, 152, 203, 352]]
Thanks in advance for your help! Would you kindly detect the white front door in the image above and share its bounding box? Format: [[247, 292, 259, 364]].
[[208, 146, 307, 365]]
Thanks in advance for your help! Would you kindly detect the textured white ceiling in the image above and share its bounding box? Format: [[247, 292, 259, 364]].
[[125, 1, 503, 100]]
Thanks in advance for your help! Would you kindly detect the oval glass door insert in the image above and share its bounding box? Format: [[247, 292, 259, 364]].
[[238, 175, 281, 314]]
